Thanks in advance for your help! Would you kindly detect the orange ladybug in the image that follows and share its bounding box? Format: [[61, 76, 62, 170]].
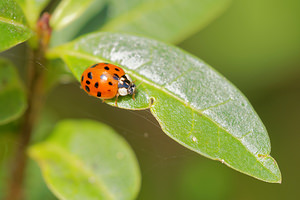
[[81, 63, 136, 105]]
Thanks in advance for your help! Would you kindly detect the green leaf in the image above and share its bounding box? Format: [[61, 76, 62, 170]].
[[0, 58, 26, 125], [51, 0, 104, 30], [0, 0, 32, 52], [29, 119, 141, 200], [50, 0, 106, 46], [50, 0, 230, 46], [47, 32, 281, 183], [15, 0, 50, 28], [100, 0, 231, 43]]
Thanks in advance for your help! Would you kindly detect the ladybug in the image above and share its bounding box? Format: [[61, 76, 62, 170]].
[[80, 63, 136, 105]]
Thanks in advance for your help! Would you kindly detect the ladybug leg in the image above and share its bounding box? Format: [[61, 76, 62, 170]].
[[132, 93, 136, 101], [115, 94, 119, 106]]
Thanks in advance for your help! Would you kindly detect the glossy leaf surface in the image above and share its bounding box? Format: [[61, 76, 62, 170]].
[[0, 0, 32, 52], [29, 119, 141, 200], [0, 59, 26, 125], [47, 32, 281, 183]]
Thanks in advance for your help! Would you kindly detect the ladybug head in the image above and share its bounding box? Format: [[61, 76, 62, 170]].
[[118, 74, 136, 96]]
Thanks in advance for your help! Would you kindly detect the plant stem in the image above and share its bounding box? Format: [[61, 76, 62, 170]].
[[6, 46, 46, 200]]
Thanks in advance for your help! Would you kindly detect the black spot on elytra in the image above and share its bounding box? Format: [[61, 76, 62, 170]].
[[108, 82, 113, 85], [114, 73, 119, 78], [104, 66, 109, 70], [85, 86, 90, 92], [81, 75, 84, 82], [115, 68, 120, 71], [108, 89, 111, 92], [94, 82, 99, 88], [87, 72, 93, 79], [90, 64, 97, 68], [86, 80, 90, 85], [97, 92, 101, 97]]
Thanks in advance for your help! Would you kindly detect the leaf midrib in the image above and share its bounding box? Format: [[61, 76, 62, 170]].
[[0, 16, 28, 29], [50, 48, 279, 180], [36, 142, 116, 200]]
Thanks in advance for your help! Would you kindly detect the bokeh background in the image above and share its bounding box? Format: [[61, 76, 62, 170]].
[[1, 0, 300, 199]]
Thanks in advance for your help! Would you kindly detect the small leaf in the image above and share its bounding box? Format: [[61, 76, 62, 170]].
[[47, 32, 281, 183], [15, 0, 51, 28], [29, 119, 141, 200], [0, 0, 32, 52], [100, 0, 231, 43], [0, 58, 26, 125], [51, 0, 103, 30], [50, 0, 106, 46]]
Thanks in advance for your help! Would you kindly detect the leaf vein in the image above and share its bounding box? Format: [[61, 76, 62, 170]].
[[187, 110, 195, 137], [161, 67, 194, 88], [200, 98, 233, 111], [0, 16, 28, 29]]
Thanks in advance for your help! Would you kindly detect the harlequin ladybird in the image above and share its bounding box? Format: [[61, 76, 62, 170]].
[[80, 63, 136, 105]]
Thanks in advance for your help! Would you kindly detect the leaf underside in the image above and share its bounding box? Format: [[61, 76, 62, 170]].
[[48, 32, 281, 183]]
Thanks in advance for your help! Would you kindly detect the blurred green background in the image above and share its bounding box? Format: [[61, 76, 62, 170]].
[[1, 0, 300, 199]]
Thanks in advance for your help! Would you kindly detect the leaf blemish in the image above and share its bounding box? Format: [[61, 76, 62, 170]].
[[150, 97, 155, 106], [258, 154, 267, 158], [192, 136, 197, 143]]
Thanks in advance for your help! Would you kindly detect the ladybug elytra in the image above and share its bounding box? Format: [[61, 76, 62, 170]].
[[80, 63, 136, 105]]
